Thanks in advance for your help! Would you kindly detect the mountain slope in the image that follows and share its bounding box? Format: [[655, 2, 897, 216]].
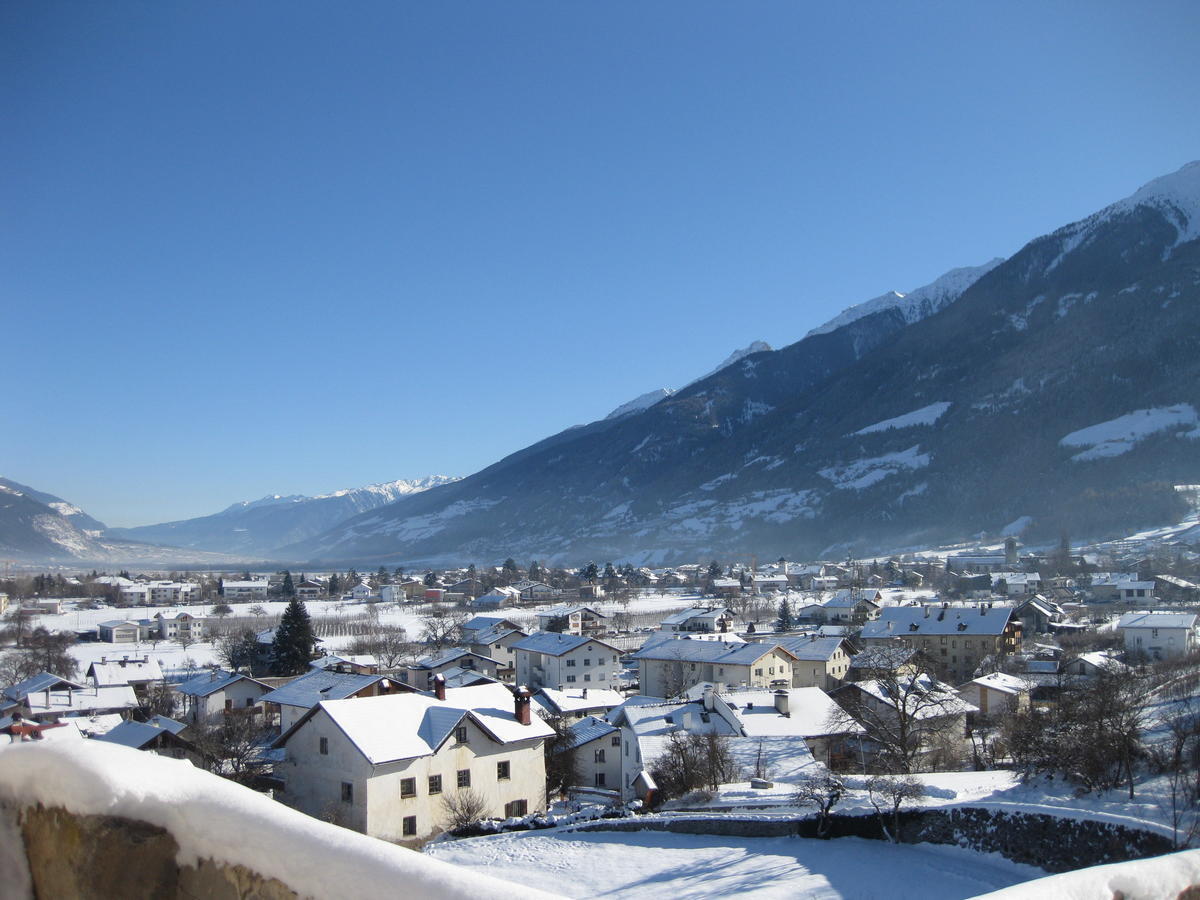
[[108, 476, 459, 556]]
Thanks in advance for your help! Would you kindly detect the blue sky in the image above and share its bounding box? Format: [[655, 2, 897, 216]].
[[5, 1, 1200, 527]]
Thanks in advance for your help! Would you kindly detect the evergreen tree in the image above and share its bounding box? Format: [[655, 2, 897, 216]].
[[271, 598, 316, 676], [776, 597, 794, 632], [581, 562, 599, 584], [328, 572, 341, 596], [347, 568, 360, 587], [281, 571, 295, 597], [423, 571, 438, 587], [376, 566, 389, 585], [528, 560, 542, 582]]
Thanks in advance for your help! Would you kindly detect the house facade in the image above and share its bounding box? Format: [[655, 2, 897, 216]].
[[632, 639, 796, 698], [512, 633, 621, 691], [860, 604, 1021, 683], [274, 683, 551, 841], [1118, 612, 1197, 661]]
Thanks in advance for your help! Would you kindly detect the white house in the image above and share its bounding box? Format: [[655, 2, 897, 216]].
[[260, 669, 411, 733], [174, 668, 272, 726], [512, 633, 621, 691], [658, 607, 735, 634], [631, 638, 797, 698], [536, 605, 608, 636], [1117, 612, 1198, 661], [402, 649, 501, 690], [774, 636, 854, 690], [532, 686, 625, 722], [222, 580, 270, 602], [274, 682, 552, 841], [558, 716, 623, 792]]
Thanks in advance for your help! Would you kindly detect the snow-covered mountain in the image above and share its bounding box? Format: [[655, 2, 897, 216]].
[[108, 476, 459, 557], [605, 341, 773, 420], [805, 260, 1005, 338], [285, 159, 1200, 566]]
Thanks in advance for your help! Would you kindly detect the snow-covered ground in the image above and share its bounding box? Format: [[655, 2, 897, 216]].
[[43, 592, 705, 679], [425, 829, 1042, 899]]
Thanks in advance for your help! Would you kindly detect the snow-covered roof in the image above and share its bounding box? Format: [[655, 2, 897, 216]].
[[286, 683, 553, 765], [537, 604, 606, 619], [533, 687, 624, 716], [964, 672, 1032, 695], [848, 676, 977, 719], [1117, 612, 1197, 630], [412, 648, 497, 670], [96, 719, 184, 750], [847, 646, 920, 671], [659, 607, 732, 626], [632, 639, 786, 665], [512, 632, 617, 656], [861, 605, 1013, 638], [175, 669, 266, 698], [471, 624, 526, 646], [260, 670, 388, 709], [774, 636, 847, 662], [639, 630, 745, 651], [720, 687, 863, 738], [462, 615, 518, 634], [437, 666, 502, 689], [558, 716, 618, 751], [3, 672, 87, 702], [87, 657, 164, 686], [11, 684, 139, 717]]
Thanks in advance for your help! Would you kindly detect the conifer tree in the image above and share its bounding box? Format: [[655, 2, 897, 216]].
[[776, 597, 794, 632], [271, 598, 316, 675], [281, 570, 295, 597], [328, 572, 341, 596]]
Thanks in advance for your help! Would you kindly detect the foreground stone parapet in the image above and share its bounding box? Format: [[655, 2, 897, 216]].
[[0, 741, 560, 900]]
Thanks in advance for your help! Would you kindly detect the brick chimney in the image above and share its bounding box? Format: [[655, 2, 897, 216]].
[[433, 673, 446, 701], [514, 686, 531, 725]]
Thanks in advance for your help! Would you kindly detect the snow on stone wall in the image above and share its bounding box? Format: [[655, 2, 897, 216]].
[[0, 741, 559, 900]]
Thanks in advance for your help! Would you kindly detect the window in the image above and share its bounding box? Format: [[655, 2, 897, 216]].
[[717, 667, 724, 676], [584, 673, 591, 682], [225, 699, 233, 711], [595, 773, 606, 787], [566, 659, 576, 667], [497, 761, 511, 780], [594, 749, 605, 763], [583, 658, 591, 666], [402, 816, 417, 836], [611, 735, 620, 747], [754, 668, 763, 677], [428, 774, 442, 794], [319, 736, 328, 755], [341, 782, 353, 803], [245, 697, 254, 707], [566, 675, 577, 683], [400, 778, 416, 798], [504, 799, 527, 818], [457, 769, 471, 788], [455, 726, 468, 744]]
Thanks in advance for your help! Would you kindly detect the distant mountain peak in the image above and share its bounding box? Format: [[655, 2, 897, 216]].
[[605, 341, 772, 420], [805, 260, 1005, 338]]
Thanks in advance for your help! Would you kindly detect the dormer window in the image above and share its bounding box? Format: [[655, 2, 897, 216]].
[[455, 726, 468, 744]]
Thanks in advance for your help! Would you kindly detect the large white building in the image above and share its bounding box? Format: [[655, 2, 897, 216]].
[[512, 632, 621, 691], [274, 682, 552, 841], [1118, 612, 1198, 661]]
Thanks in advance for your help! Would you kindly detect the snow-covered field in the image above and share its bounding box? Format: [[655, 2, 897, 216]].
[[44, 592, 704, 678], [425, 829, 1043, 899]]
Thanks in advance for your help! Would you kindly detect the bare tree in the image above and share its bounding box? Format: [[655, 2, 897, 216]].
[[1148, 696, 1200, 849], [211, 603, 233, 619], [440, 788, 489, 831], [650, 731, 740, 801], [192, 714, 276, 786], [347, 627, 417, 670], [419, 608, 468, 650], [216, 629, 259, 672], [139, 679, 178, 719], [866, 774, 926, 843], [827, 663, 968, 774], [793, 772, 844, 838], [541, 712, 581, 796]]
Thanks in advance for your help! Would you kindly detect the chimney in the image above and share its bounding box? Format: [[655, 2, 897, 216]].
[[581, 687, 588, 699], [703, 684, 716, 711], [514, 686, 532, 725], [433, 673, 446, 701], [980, 604, 986, 616], [774, 689, 790, 716], [923, 606, 930, 618]]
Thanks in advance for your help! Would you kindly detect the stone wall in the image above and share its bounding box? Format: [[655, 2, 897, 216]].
[[8, 803, 299, 900], [574, 805, 1176, 873]]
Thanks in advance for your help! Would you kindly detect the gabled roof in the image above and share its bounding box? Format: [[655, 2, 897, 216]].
[[632, 638, 788, 665], [96, 720, 185, 750], [412, 647, 497, 670], [659, 607, 732, 626], [861, 605, 1014, 638], [538, 604, 606, 619], [278, 683, 553, 765], [964, 672, 1032, 695], [471, 624, 526, 646], [559, 716, 618, 751], [462, 614, 519, 634], [260, 670, 389, 709], [774, 636, 848, 662], [175, 669, 268, 698], [4, 672, 86, 702], [512, 632, 618, 656], [533, 687, 624, 716], [87, 658, 164, 686], [438, 666, 502, 688]]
